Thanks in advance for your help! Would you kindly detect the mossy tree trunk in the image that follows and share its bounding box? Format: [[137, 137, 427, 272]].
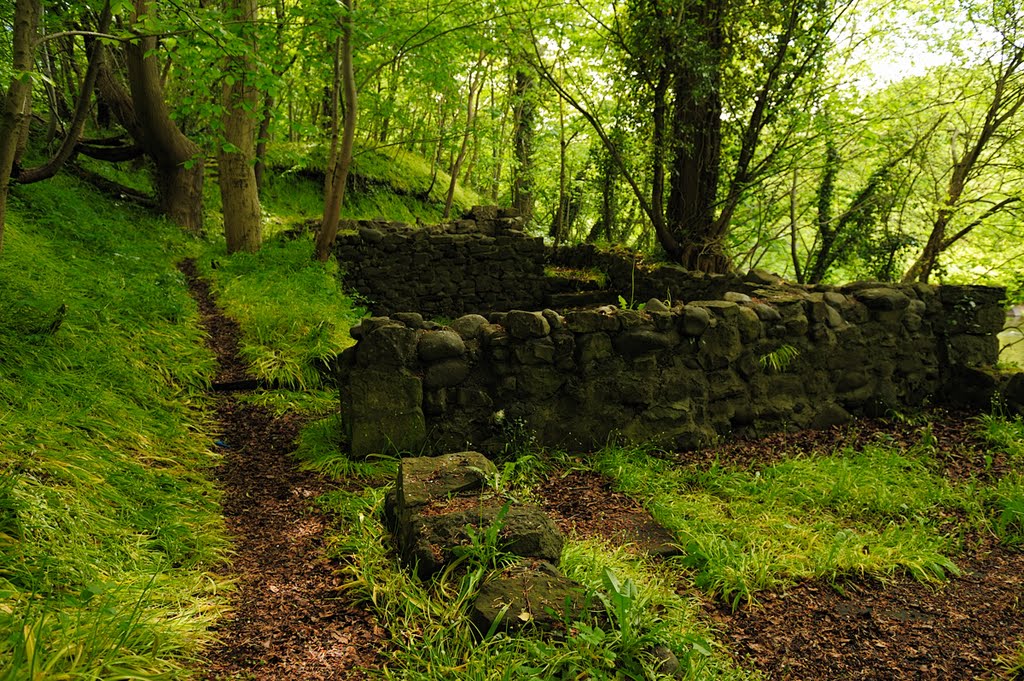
[[0, 0, 41, 251], [218, 0, 262, 253]]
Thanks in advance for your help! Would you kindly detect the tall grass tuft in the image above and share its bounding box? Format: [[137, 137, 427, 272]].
[[199, 237, 365, 388]]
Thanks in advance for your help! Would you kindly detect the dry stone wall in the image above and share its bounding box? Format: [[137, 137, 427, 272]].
[[337, 280, 1005, 457], [334, 206, 549, 317]]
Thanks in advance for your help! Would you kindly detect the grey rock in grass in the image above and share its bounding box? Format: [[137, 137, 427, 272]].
[[469, 561, 590, 637], [402, 505, 564, 579]]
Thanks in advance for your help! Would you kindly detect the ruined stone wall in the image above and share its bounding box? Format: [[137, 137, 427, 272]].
[[336, 281, 1005, 457], [334, 207, 548, 318]]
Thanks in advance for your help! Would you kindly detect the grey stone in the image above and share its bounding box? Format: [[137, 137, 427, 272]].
[[737, 306, 762, 343], [948, 334, 999, 368], [395, 451, 497, 514], [470, 205, 498, 221], [617, 309, 645, 329], [514, 337, 556, 365], [999, 372, 1024, 415], [350, 316, 396, 341], [518, 366, 566, 397], [577, 332, 614, 365], [506, 310, 550, 339], [359, 227, 384, 243], [469, 562, 589, 637], [418, 330, 466, 362], [693, 300, 741, 319], [745, 268, 784, 285], [450, 314, 489, 340], [752, 303, 782, 322], [723, 291, 752, 304], [645, 297, 671, 313], [614, 329, 679, 357], [348, 370, 425, 457], [424, 358, 471, 388], [823, 292, 848, 307], [854, 287, 911, 311], [681, 306, 712, 336], [810, 403, 853, 429], [356, 325, 419, 368], [541, 309, 565, 331], [404, 505, 564, 579], [392, 312, 424, 329]]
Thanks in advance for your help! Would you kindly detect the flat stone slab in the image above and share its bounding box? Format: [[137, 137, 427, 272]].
[[397, 451, 496, 513]]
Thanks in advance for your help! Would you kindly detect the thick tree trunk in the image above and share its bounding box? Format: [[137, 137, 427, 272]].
[[218, 0, 262, 253], [315, 0, 356, 262], [0, 0, 41, 251], [666, 0, 727, 272], [125, 0, 204, 232]]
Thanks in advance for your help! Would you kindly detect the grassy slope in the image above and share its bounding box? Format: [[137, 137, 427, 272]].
[[0, 176, 228, 677]]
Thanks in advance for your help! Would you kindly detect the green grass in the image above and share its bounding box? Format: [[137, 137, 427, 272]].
[[197, 236, 365, 389], [262, 141, 482, 225], [592, 441, 981, 609], [0, 175, 228, 678]]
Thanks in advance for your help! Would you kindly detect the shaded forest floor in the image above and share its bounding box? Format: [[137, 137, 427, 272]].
[[181, 259, 1023, 679], [180, 260, 382, 679]]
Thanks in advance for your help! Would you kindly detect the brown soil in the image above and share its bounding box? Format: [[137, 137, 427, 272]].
[[179, 260, 383, 680]]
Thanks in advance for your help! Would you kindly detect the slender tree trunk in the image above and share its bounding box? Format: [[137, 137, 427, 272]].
[[125, 0, 204, 232], [17, 1, 112, 184], [552, 88, 566, 246], [218, 0, 262, 253], [510, 68, 534, 219], [0, 0, 41, 250], [315, 0, 356, 262], [443, 54, 485, 219], [324, 35, 342, 203]]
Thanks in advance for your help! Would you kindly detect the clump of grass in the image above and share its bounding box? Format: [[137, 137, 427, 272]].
[[294, 415, 396, 481], [593, 442, 973, 608], [199, 236, 364, 389], [0, 176, 229, 677], [261, 141, 483, 225]]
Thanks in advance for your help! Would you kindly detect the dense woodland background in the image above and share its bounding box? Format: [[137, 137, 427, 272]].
[[1, 0, 1023, 293]]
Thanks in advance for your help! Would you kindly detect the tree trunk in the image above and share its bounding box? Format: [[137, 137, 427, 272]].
[[510, 68, 534, 219], [125, 0, 204, 232], [315, 0, 356, 262], [0, 0, 41, 251], [17, 1, 112, 184], [218, 0, 261, 254], [323, 35, 342, 203], [443, 54, 485, 220], [666, 0, 727, 272]]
